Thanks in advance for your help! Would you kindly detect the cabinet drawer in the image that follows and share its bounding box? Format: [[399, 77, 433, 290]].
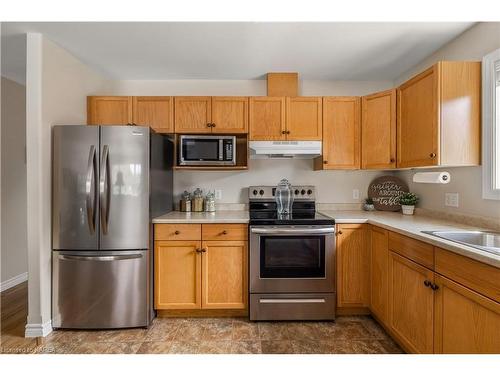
[[435, 247, 500, 303], [202, 224, 248, 241], [155, 224, 201, 241], [389, 232, 434, 269]]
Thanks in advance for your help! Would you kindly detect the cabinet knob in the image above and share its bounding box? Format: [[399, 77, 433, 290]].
[[430, 283, 439, 291], [201, 248, 207, 253], [207, 123, 212, 128], [286, 130, 291, 135], [211, 123, 216, 128], [429, 153, 436, 159], [195, 248, 202, 253], [174, 230, 180, 235], [424, 280, 431, 288], [282, 130, 287, 134], [390, 158, 395, 163], [221, 230, 228, 235], [323, 160, 328, 165], [337, 230, 343, 235]]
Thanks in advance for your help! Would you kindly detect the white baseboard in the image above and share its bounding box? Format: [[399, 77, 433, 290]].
[[0, 272, 28, 292], [25, 320, 52, 337]]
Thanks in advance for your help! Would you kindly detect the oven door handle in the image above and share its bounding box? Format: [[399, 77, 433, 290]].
[[250, 227, 335, 235]]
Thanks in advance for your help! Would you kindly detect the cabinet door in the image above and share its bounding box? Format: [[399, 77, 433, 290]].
[[336, 224, 370, 308], [201, 241, 247, 309], [322, 97, 360, 169], [361, 89, 396, 169], [154, 240, 202, 310], [174, 96, 212, 133], [132, 96, 174, 133], [388, 251, 434, 353], [370, 226, 389, 323], [397, 65, 439, 168], [434, 275, 500, 354], [286, 97, 323, 140], [211, 97, 248, 133], [87, 96, 132, 125], [249, 97, 286, 140]]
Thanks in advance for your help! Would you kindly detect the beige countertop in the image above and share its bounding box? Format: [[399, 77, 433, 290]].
[[152, 209, 500, 268], [319, 210, 500, 269], [152, 210, 249, 224]]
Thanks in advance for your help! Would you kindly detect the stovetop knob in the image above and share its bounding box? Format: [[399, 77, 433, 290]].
[[259, 189, 264, 195], [307, 189, 313, 195], [253, 189, 258, 195], [294, 189, 300, 195], [301, 189, 306, 195]]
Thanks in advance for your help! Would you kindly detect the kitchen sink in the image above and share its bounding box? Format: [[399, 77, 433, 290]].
[[422, 230, 500, 256]]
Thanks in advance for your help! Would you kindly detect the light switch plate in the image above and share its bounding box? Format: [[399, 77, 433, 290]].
[[352, 189, 360, 200], [445, 192, 459, 207], [215, 190, 222, 200]]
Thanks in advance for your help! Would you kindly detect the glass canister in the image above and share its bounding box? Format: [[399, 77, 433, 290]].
[[193, 188, 204, 212], [204, 191, 216, 212], [275, 179, 294, 214], [180, 190, 191, 212]]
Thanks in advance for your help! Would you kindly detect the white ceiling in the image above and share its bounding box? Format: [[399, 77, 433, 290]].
[[1, 22, 474, 84]]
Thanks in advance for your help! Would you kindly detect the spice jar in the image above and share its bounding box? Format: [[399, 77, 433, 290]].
[[180, 190, 191, 212], [192, 188, 204, 212], [205, 191, 216, 212]]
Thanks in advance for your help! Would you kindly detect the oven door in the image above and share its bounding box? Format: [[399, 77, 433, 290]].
[[249, 225, 335, 293]]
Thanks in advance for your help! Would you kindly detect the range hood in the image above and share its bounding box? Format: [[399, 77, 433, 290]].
[[249, 141, 322, 159]]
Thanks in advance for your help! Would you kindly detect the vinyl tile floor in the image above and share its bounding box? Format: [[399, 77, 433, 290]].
[[4, 316, 404, 354]]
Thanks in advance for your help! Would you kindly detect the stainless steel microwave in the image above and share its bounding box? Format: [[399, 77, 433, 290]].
[[179, 135, 236, 166]]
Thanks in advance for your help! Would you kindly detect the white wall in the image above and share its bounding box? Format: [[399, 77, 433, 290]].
[[25, 34, 111, 336], [1, 77, 27, 286], [394, 22, 500, 219], [111, 78, 394, 204]]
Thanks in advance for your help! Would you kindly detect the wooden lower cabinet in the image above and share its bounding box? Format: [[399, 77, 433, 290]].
[[434, 275, 500, 353], [154, 224, 248, 312], [336, 224, 370, 308], [388, 251, 434, 353], [155, 240, 202, 310], [370, 226, 389, 323], [202, 241, 247, 309]]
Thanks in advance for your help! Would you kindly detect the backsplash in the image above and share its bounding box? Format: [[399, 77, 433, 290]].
[[173, 158, 392, 205]]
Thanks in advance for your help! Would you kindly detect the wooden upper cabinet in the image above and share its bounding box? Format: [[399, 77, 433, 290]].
[[388, 251, 434, 353], [336, 224, 370, 308], [361, 89, 396, 169], [174, 96, 212, 133], [154, 240, 202, 310], [201, 240, 247, 309], [397, 61, 481, 168], [132, 96, 174, 133], [370, 226, 389, 323], [433, 275, 500, 354], [211, 97, 248, 133], [318, 97, 360, 170], [249, 97, 286, 140], [286, 97, 323, 140], [87, 96, 132, 125]]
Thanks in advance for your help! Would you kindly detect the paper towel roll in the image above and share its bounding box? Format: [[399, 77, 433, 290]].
[[412, 171, 450, 184]]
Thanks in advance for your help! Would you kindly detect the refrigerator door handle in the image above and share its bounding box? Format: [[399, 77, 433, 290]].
[[100, 145, 110, 234], [85, 145, 97, 234], [59, 254, 143, 262]]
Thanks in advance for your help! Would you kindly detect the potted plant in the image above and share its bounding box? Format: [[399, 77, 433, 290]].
[[363, 197, 375, 211], [399, 192, 419, 215]]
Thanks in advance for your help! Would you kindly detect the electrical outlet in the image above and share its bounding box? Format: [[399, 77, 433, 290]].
[[215, 189, 222, 200], [445, 193, 459, 207], [352, 189, 360, 200]]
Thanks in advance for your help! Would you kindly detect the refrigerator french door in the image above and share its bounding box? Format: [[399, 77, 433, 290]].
[[52, 125, 157, 329]]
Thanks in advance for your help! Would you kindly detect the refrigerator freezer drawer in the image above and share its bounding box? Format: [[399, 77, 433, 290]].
[[52, 250, 149, 329]]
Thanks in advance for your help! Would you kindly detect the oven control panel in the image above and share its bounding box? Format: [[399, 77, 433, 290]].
[[248, 185, 315, 201]]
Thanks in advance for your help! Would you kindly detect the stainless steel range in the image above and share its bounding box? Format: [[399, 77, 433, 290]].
[[248, 185, 336, 321]]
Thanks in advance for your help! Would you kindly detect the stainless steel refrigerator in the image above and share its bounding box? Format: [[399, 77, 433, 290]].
[[52, 125, 173, 329]]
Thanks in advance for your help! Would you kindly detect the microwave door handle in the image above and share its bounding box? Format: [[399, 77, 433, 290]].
[[219, 139, 223, 161]]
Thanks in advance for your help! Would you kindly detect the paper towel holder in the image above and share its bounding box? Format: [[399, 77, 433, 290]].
[[412, 171, 451, 184]]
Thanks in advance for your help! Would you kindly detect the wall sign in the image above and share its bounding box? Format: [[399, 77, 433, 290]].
[[368, 176, 409, 211]]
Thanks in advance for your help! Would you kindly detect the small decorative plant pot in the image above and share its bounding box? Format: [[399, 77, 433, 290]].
[[401, 205, 415, 215], [363, 203, 375, 211]]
